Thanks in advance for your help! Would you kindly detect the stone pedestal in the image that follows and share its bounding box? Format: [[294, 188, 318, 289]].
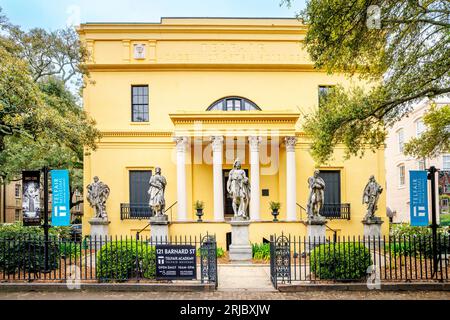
[[150, 215, 169, 242], [362, 217, 384, 248], [89, 218, 110, 248], [306, 217, 327, 253], [229, 218, 252, 262]]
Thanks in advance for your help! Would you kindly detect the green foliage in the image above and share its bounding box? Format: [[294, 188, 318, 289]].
[[281, 1, 450, 163], [216, 247, 225, 258], [269, 201, 281, 211], [390, 223, 449, 237], [252, 243, 270, 260], [0, 8, 100, 203], [388, 224, 450, 257], [440, 214, 450, 227], [197, 246, 225, 258], [310, 243, 372, 280], [194, 200, 205, 210], [59, 242, 82, 259], [404, 104, 450, 158], [0, 237, 59, 274], [96, 241, 156, 282], [0, 222, 70, 239], [0, 222, 65, 274]]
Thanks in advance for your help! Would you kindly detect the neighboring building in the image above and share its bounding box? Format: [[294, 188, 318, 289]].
[[385, 100, 449, 223], [79, 18, 388, 248], [0, 181, 84, 224], [0, 181, 23, 223]]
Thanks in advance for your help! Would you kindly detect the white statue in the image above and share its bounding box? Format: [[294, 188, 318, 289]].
[[227, 159, 250, 219], [307, 170, 325, 221], [86, 176, 110, 219], [148, 167, 167, 216], [363, 175, 383, 221]]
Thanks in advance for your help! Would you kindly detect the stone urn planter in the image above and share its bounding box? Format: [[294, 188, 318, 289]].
[[269, 201, 281, 222], [195, 200, 204, 222]]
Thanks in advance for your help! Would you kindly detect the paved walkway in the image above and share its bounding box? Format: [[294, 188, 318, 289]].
[[217, 264, 275, 291], [1, 290, 449, 300]]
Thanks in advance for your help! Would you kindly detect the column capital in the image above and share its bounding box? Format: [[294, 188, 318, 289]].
[[210, 136, 224, 152], [173, 136, 188, 152], [284, 136, 297, 152], [248, 136, 262, 152]]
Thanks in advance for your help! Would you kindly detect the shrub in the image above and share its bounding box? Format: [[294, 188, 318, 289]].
[[252, 243, 270, 260], [197, 246, 225, 258], [0, 237, 60, 274], [386, 234, 450, 258], [0, 223, 64, 274], [310, 243, 372, 280], [59, 242, 82, 259], [96, 241, 156, 282], [389, 223, 449, 237]]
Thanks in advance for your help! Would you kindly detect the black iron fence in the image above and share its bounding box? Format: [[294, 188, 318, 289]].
[[0, 234, 217, 288], [270, 234, 449, 288]]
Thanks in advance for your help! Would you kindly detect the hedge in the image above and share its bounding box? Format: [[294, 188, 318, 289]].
[[310, 243, 372, 280], [96, 241, 156, 282], [0, 222, 71, 274]]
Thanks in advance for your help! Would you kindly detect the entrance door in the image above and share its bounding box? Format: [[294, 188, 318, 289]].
[[223, 169, 249, 217]]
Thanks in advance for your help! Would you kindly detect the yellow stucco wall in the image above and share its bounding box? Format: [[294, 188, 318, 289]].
[[80, 18, 387, 241]]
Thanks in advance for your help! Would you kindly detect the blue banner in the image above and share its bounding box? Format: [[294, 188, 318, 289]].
[[409, 170, 429, 226], [51, 170, 71, 226]]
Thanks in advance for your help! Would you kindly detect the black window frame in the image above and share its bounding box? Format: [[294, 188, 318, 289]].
[[129, 170, 152, 218], [207, 96, 261, 111], [131, 85, 149, 122]]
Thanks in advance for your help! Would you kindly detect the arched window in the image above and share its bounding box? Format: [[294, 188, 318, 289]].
[[207, 97, 261, 111]]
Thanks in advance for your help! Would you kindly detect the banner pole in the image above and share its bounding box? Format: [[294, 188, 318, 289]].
[[427, 166, 438, 276], [43, 166, 50, 273]]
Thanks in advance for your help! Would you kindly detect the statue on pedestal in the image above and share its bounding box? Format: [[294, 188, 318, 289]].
[[86, 176, 110, 219], [306, 170, 326, 222], [362, 175, 383, 222], [148, 167, 167, 217], [227, 159, 250, 219]]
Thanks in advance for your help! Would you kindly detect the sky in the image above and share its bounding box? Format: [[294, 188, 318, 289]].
[[0, 0, 306, 30]]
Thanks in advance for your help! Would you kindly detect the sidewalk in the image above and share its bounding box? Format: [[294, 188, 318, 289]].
[[217, 264, 276, 292]]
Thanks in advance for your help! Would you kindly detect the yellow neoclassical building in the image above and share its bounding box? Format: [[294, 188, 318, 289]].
[[79, 18, 388, 248]]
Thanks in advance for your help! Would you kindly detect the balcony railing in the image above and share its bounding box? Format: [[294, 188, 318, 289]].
[[120, 203, 152, 220], [320, 203, 351, 220]]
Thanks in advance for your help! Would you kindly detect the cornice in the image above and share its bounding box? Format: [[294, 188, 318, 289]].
[[85, 63, 315, 72], [101, 131, 173, 137], [169, 111, 301, 125]]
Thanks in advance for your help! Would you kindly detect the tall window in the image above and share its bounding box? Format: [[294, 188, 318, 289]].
[[318, 85, 334, 107], [14, 209, 20, 221], [129, 170, 152, 218], [397, 128, 405, 153], [398, 164, 405, 187], [443, 154, 450, 170], [207, 97, 260, 111], [131, 85, 149, 122], [415, 118, 425, 136], [15, 184, 20, 198]]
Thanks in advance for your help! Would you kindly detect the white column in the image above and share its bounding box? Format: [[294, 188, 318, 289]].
[[285, 136, 297, 221], [248, 136, 262, 221], [211, 136, 224, 221], [174, 136, 188, 221]]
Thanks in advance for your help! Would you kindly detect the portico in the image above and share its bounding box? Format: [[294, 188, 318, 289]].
[[170, 111, 300, 222]]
